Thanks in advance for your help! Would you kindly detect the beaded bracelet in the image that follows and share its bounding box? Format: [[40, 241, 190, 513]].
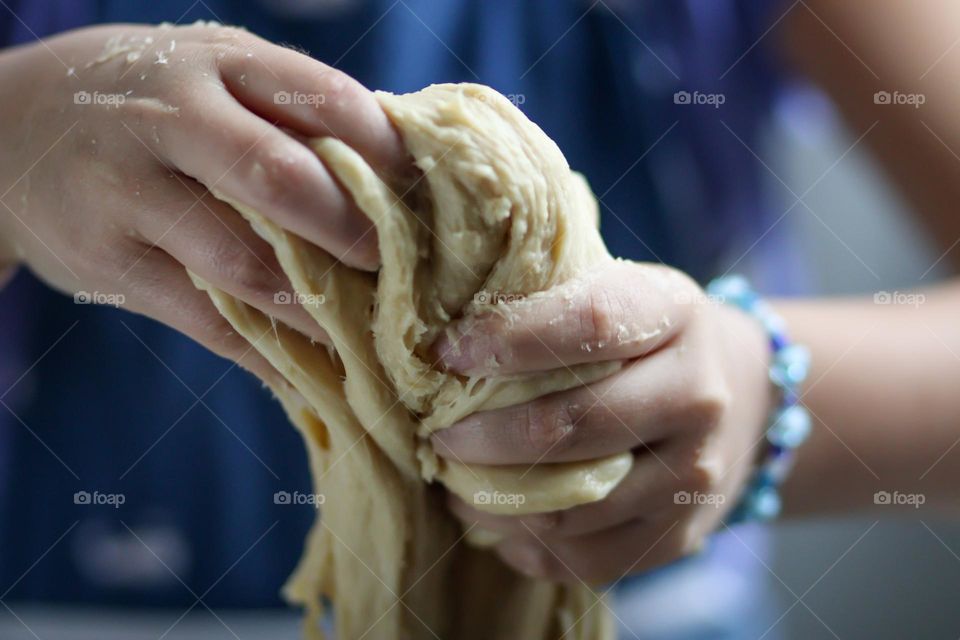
[[706, 275, 812, 523]]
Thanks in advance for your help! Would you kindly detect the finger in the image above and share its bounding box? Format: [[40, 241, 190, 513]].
[[120, 245, 282, 386], [446, 436, 708, 539], [143, 79, 379, 270], [133, 175, 330, 343], [432, 262, 697, 376], [432, 332, 728, 464], [495, 516, 690, 585], [217, 36, 412, 179]]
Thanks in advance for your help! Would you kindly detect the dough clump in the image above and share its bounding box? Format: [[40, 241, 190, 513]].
[[192, 83, 629, 639]]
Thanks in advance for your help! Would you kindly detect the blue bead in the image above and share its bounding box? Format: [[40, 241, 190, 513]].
[[780, 344, 811, 383], [752, 299, 774, 320], [707, 274, 749, 296], [767, 405, 812, 449], [751, 486, 782, 521], [761, 450, 796, 484], [708, 275, 754, 309], [727, 506, 748, 525], [780, 389, 800, 407], [770, 344, 811, 389], [769, 333, 788, 352], [763, 314, 788, 337]]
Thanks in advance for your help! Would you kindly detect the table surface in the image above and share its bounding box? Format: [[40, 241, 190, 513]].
[[0, 605, 305, 639]]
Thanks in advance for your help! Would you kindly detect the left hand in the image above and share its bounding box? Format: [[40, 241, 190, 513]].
[[431, 261, 774, 585]]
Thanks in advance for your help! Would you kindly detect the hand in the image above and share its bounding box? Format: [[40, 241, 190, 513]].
[[431, 262, 774, 585], [0, 23, 410, 381]]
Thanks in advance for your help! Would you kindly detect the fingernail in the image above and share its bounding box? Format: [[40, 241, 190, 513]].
[[429, 430, 453, 458], [339, 215, 380, 271], [429, 413, 477, 458], [432, 328, 476, 372], [341, 237, 380, 271]]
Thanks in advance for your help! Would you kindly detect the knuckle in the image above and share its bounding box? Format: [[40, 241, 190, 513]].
[[581, 288, 617, 347], [520, 399, 577, 456], [688, 382, 730, 434], [208, 240, 278, 299], [674, 271, 703, 305], [61, 204, 139, 279], [311, 66, 361, 106], [122, 94, 189, 132], [581, 283, 637, 350], [76, 237, 134, 281], [203, 25, 255, 47], [170, 89, 214, 128], [685, 463, 714, 497], [240, 141, 320, 209], [679, 354, 731, 435], [676, 444, 718, 497]]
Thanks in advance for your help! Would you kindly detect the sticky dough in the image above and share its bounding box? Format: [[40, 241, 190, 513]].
[[191, 83, 630, 640]]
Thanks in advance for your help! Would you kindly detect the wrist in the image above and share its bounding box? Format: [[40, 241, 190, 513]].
[[708, 275, 812, 523], [714, 304, 774, 444]]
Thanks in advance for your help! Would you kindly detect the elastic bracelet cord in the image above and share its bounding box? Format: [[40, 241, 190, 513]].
[[706, 275, 812, 524]]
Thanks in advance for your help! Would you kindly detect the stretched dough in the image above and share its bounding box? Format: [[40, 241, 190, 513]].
[[192, 83, 630, 639]]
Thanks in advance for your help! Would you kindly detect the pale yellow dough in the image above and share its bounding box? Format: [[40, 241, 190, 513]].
[[191, 83, 631, 639]]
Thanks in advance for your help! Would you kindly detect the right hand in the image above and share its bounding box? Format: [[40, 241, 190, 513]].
[[0, 22, 410, 381]]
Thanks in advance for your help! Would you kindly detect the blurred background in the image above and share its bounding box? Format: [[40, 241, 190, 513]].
[[762, 85, 960, 639]]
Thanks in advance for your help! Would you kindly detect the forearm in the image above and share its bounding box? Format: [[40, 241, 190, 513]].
[[784, 0, 960, 271], [776, 280, 960, 516]]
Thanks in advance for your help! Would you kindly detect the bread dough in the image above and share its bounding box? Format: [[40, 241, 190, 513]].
[[191, 83, 630, 639]]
